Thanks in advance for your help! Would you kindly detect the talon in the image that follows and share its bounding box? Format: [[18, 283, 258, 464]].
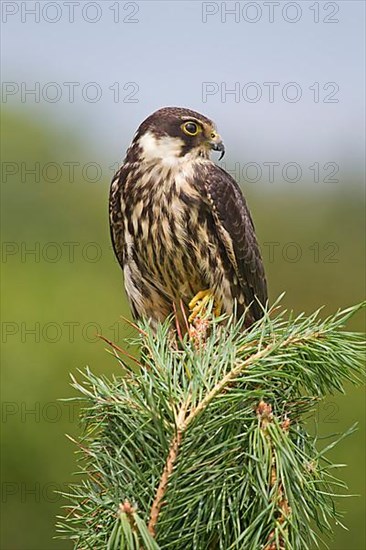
[[188, 289, 211, 310], [213, 300, 222, 317], [188, 289, 221, 322]]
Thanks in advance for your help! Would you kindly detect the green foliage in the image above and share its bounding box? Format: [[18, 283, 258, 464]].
[[57, 300, 365, 549]]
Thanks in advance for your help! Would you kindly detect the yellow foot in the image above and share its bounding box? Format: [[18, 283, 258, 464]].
[[188, 289, 221, 322]]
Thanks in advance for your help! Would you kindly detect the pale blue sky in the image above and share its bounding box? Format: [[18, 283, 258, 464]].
[[2, 0, 365, 178]]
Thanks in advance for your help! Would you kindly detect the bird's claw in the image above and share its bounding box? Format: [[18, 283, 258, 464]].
[[188, 289, 221, 322]]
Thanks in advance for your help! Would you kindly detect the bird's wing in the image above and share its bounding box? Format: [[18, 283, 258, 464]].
[[109, 168, 125, 268], [202, 163, 267, 320]]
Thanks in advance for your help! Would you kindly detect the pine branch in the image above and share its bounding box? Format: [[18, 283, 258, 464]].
[[148, 402, 186, 537], [57, 300, 365, 549]]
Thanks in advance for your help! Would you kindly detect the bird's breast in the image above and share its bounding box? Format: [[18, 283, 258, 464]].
[[122, 163, 209, 300]]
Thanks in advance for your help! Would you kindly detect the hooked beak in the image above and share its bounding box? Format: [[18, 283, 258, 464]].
[[209, 136, 225, 160]]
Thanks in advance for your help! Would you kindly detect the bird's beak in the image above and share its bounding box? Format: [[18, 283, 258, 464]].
[[208, 135, 225, 160]]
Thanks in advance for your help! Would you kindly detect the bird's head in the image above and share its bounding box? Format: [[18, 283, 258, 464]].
[[129, 107, 225, 164]]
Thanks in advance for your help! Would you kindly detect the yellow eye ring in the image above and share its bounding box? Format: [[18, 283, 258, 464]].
[[182, 121, 201, 136]]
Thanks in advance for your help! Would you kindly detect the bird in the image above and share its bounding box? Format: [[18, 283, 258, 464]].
[[109, 107, 267, 330]]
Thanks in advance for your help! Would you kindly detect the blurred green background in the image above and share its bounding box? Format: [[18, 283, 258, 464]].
[[1, 108, 364, 550]]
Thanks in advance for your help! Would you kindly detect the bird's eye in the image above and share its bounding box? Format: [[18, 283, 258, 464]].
[[182, 121, 200, 136]]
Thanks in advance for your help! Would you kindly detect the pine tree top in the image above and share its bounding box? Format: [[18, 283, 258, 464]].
[[57, 299, 365, 550]]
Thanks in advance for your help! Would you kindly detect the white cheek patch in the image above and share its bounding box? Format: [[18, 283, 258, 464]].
[[139, 131, 184, 163]]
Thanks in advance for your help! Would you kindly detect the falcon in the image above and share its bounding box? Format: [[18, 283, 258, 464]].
[[109, 107, 267, 329]]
